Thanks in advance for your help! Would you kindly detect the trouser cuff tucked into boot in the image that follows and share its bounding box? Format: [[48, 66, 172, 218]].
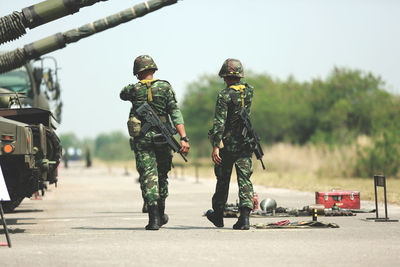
[[145, 205, 160, 230], [233, 207, 251, 230], [158, 200, 169, 226], [206, 209, 224, 228]]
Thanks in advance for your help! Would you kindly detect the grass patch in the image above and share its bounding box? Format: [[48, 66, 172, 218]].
[[95, 141, 400, 205]]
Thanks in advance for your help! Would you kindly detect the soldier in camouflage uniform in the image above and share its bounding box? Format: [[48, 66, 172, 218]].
[[120, 55, 190, 230], [206, 58, 254, 230]]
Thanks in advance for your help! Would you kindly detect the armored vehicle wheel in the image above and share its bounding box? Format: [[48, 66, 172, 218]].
[[0, 156, 36, 212], [30, 126, 61, 184]]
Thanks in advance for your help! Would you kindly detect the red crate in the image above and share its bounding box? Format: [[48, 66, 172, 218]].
[[315, 190, 360, 209]]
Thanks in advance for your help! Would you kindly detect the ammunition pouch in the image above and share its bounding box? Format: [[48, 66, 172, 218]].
[[127, 116, 142, 137], [152, 133, 167, 145]]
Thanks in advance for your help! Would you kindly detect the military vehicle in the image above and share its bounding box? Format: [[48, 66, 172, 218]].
[[0, 0, 178, 212]]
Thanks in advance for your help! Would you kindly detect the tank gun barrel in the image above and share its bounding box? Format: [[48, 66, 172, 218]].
[[0, 0, 178, 74], [0, 0, 108, 45]]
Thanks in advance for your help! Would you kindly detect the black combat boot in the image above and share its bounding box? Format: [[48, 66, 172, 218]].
[[145, 205, 160, 230], [233, 207, 251, 230], [206, 209, 224, 228], [158, 200, 169, 227]]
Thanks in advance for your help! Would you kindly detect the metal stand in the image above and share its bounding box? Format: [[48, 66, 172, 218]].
[[366, 175, 398, 222], [0, 202, 12, 248]]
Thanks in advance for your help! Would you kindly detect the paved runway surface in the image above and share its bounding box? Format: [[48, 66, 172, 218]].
[[1, 162, 400, 266]]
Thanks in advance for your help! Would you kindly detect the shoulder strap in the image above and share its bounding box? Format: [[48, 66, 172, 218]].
[[229, 84, 246, 108], [140, 79, 159, 102]]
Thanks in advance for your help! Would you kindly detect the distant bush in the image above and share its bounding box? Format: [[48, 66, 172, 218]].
[[94, 131, 132, 161], [355, 129, 400, 178]]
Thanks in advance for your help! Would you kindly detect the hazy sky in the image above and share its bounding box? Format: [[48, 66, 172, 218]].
[[1, 0, 399, 137]]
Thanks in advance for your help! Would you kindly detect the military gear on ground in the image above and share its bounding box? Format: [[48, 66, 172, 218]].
[[145, 205, 160, 230], [206, 209, 224, 228], [260, 198, 277, 212], [233, 207, 251, 230], [0, 0, 178, 73], [127, 116, 142, 137], [218, 58, 244, 78], [254, 220, 340, 229], [133, 55, 158, 75], [158, 200, 168, 226]]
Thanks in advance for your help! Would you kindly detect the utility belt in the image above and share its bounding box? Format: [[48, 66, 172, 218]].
[[127, 114, 169, 137]]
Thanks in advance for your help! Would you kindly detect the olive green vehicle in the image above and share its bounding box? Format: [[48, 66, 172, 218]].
[[0, 0, 178, 212], [0, 57, 62, 212]]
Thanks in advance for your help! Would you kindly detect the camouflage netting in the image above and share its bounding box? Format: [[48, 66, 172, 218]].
[[0, 11, 26, 45], [0, 49, 26, 74]]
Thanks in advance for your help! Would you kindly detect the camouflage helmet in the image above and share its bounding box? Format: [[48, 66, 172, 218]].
[[218, 58, 244, 78], [133, 55, 158, 75]]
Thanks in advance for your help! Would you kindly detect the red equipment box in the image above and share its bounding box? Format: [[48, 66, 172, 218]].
[[315, 190, 360, 209]]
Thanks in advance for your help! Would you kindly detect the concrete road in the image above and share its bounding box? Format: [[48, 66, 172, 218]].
[[1, 162, 400, 266]]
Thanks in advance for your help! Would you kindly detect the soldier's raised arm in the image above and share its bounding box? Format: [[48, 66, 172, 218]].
[[119, 84, 134, 101]]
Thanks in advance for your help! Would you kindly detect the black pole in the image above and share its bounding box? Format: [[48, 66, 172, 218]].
[[0, 203, 12, 248], [383, 177, 388, 220], [374, 176, 379, 219]]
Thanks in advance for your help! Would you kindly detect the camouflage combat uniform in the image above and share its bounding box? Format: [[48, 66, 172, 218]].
[[210, 80, 254, 212], [120, 79, 183, 206]]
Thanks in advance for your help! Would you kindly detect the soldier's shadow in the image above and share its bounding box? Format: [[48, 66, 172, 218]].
[[72, 226, 144, 231], [165, 225, 216, 230], [72, 225, 215, 231], [10, 209, 44, 214], [0, 228, 26, 234], [5, 217, 37, 226]]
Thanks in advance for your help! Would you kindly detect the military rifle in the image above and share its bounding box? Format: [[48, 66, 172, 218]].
[[136, 102, 188, 162], [239, 108, 266, 170]]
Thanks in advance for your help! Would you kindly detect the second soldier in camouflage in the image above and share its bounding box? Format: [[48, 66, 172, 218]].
[[120, 55, 190, 230], [206, 58, 254, 230]]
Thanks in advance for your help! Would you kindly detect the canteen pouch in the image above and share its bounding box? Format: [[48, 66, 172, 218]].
[[127, 116, 142, 137]]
